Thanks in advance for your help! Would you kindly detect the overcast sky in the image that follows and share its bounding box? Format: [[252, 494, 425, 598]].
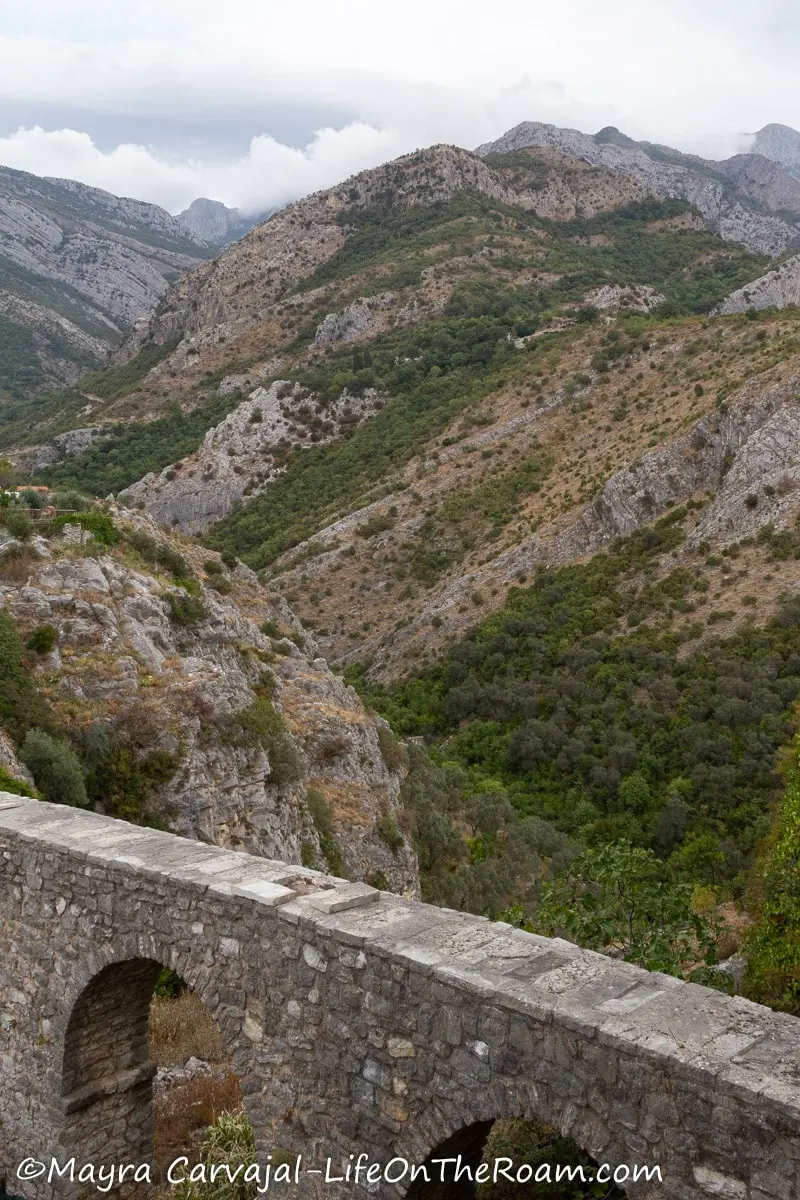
[[0, 0, 799, 215]]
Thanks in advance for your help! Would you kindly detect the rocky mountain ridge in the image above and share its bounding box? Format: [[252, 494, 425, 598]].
[[475, 122, 800, 256], [114, 143, 652, 375], [0, 164, 211, 391]]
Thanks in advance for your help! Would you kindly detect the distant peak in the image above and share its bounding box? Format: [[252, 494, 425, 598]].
[[176, 197, 266, 245], [594, 126, 636, 148]]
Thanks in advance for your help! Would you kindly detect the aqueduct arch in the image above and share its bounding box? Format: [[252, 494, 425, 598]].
[[1, 792, 799, 1200]]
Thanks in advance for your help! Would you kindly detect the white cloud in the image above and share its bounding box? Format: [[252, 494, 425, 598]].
[[0, 123, 411, 214]]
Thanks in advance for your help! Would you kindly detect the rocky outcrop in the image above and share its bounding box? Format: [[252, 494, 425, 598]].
[[176, 197, 268, 245], [312, 293, 396, 347], [0, 164, 210, 386], [21, 426, 106, 472], [583, 283, 665, 313], [119, 381, 383, 533], [716, 254, 800, 314], [476, 122, 800, 256], [548, 372, 800, 557], [0, 729, 32, 790], [0, 510, 418, 894]]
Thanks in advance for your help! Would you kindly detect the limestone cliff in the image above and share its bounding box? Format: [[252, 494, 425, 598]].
[[716, 254, 800, 314], [0, 509, 418, 894]]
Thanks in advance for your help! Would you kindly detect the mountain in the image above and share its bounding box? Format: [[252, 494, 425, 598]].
[[751, 122, 800, 176], [0, 164, 212, 394], [176, 197, 269, 245], [475, 122, 800, 255], [3, 135, 787, 671]]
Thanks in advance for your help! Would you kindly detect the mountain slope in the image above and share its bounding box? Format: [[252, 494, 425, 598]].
[[4, 138, 790, 689], [0, 503, 417, 893], [0, 165, 211, 392], [114, 144, 653, 375], [475, 122, 800, 255], [5, 137, 800, 961]]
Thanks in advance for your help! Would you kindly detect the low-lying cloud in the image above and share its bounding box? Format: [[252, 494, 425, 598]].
[[0, 122, 413, 215]]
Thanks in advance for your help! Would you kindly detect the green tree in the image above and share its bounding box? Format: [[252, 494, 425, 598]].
[[0, 612, 49, 741], [745, 752, 800, 1014], [19, 729, 88, 808], [530, 841, 722, 976]]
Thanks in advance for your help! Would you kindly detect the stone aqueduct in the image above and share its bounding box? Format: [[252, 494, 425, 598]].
[[1, 792, 799, 1200]]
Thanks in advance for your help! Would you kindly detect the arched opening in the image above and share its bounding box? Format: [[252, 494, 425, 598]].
[[149, 971, 244, 1176], [61, 961, 244, 1180], [406, 1119, 628, 1200]]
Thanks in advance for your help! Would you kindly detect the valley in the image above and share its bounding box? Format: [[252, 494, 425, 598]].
[[2, 120, 800, 1026]]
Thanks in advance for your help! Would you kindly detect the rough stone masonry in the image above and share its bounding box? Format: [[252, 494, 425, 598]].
[[1, 792, 799, 1200]]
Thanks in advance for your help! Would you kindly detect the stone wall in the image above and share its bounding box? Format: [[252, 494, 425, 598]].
[[1, 793, 799, 1200]]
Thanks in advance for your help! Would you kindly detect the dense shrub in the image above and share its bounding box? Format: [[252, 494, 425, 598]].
[[305, 786, 346, 875], [19, 729, 88, 808], [127, 528, 191, 579], [82, 722, 178, 825], [0, 767, 36, 797], [2, 509, 32, 540], [217, 697, 301, 785], [359, 516, 800, 907], [26, 625, 57, 654], [164, 589, 208, 626], [0, 613, 49, 741]]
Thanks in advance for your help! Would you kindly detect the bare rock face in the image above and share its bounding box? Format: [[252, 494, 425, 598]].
[[475, 121, 800, 256], [119, 381, 383, 534], [175, 197, 267, 245], [312, 293, 396, 347], [716, 254, 800, 314], [715, 153, 800, 214], [0, 510, 419, 895], [583, 283, 665, 313]]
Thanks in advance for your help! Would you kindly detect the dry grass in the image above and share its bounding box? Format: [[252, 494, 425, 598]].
[[149, 991, 226, 1067], [154, 1071, 243, 1173], [0, 545, 40, 582], [149, 992, 244, 1183]]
